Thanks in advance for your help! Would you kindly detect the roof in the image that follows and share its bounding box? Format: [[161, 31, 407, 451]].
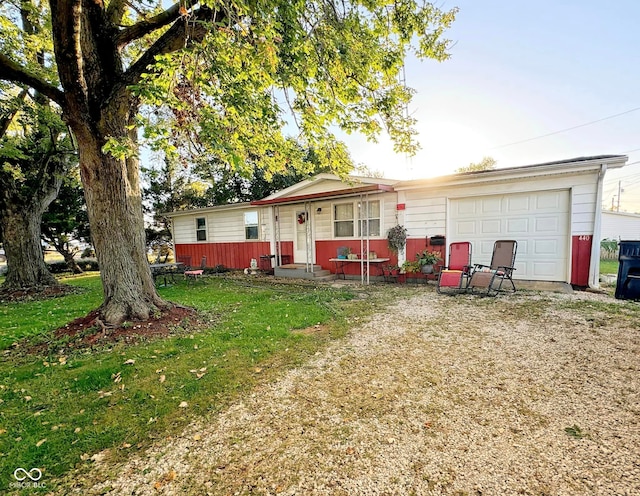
[[258, 173, 398, 201], [251, 183, 395, 206], [162, 201, 252, 218], [395, 155, 628, 190], [163, 155, 628, 216]]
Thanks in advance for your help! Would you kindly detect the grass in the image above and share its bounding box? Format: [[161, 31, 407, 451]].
[[0, 274, 378, 494], [599, 259, 618, 275]]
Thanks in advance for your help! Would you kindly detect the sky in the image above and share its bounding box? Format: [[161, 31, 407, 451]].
[[336, 0, 640, 213]]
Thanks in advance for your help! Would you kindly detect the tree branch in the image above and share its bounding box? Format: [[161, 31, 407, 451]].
[[116, 2, 194, 47], [106, 0, 128, 25], [0, 54, 65, 106], [0, 88, 28, 137], [118, 6, 222, 89]]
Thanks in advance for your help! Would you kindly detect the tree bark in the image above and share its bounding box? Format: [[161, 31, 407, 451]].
[[74, 118, 168, 325], [1, 205, 59, 289]]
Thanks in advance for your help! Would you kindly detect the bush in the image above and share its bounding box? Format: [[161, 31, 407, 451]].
[[46, 258, 99, 274], [81, 247, 95, 258], [601, 239, 619, 260], [205, 264, 228, 275]]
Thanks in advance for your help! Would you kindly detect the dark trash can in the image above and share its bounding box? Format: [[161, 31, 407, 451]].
[[615, 240, 640, 300]]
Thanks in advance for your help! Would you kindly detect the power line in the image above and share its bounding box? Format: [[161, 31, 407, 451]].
[[491, 106, 640, 150]]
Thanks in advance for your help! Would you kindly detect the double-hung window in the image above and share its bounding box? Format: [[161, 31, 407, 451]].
[[244, 211, 259, 240], [359, 200, 381, 237], [333, 200, 381, 238], [195, 217, 207, 241], [333, 203, 354, 237]]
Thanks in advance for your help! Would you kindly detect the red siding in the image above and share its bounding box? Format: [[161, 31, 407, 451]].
[[406, 237, 446, 273], [316, 239, 396, 275], [571, 235, 592, 287], [175, 242, 293, 270]]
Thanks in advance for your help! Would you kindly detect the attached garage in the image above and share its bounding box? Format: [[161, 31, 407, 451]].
[[396, 155, 629, 287], [448, 190, 570, 281]]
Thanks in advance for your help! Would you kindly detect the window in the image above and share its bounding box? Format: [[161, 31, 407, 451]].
[[333, 203, 354, 237], [333, 200, 382, 238], [244, 211, 259, 240], [195, 217, 207, 241], [359, 200, 381, 237]]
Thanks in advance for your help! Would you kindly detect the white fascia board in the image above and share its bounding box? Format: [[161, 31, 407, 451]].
[[262, 173, 400, 201], [162, 202, 254, 218], [395, 156, 628, 192]]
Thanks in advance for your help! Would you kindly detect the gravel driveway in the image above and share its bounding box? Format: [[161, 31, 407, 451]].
[[78, 289, 639, 495]]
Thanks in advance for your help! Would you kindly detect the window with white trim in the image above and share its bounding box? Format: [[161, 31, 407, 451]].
[[244, 211, 259, 240], [359, 200, 381, 237], [333, 202, 354, 237], [195, 217, 207, 241], [333, 200, 381, 238]]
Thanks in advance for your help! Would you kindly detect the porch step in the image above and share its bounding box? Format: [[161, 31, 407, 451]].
[[274, 264, 335, 281]]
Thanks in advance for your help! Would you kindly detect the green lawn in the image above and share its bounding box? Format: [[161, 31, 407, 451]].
[[0, 274, 370, 494], [599, 259, 618, 275]]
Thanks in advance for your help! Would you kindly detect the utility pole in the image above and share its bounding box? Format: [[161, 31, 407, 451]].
[[616, 180, 623, 212]]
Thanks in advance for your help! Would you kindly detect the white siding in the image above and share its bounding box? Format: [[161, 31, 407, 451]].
[[173, 216, 199, 244], [172, 206, 265, 243], [403, 169, 600, 238], [601, 211, 640, 240]]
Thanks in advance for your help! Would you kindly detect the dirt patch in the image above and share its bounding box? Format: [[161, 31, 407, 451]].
[[0, 283, 80, 303], [292, 323, 329, 335], [19, 306, 201, 355]]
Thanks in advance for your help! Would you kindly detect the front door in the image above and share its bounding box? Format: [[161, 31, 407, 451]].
[[293, 210, 313, 264]]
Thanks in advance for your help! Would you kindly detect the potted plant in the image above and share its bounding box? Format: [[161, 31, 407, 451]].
[[416, 250, 441, 274], [337, 246, 349, 259], [401, 260, 421, 274], [387, 225, 407, 255], [383, 263, 400, 276]]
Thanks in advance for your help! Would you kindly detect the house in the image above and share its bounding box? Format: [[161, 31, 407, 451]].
[[165, 155, 627, 288], [601, 210, 640, 241]]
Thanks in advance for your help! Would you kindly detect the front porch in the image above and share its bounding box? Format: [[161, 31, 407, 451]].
[[274, 263, 335, 282]]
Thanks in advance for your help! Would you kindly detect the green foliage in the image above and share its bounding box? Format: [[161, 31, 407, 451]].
[[0, 275, 360, 492], [600, 259, 618, 275], [46, 258, 98, 274], [401, 260, 421, 273], [564, 424, 589, 439], [387, 224, 408, 254], [600, 238, 619, 260], [130, 1, 458, 176], [416, 249, 441, 266], [456, 156, 497, 173]]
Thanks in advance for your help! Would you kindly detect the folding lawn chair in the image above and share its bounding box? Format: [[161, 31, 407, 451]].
[[184, 256, 206, 282], [468, 240, 517, 296], [436, 242, 472, 294]]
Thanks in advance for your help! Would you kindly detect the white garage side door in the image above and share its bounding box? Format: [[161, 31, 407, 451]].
[[449, 190, 570, 281]]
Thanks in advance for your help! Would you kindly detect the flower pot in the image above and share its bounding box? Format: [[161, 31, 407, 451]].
[[421, 264, 434, 274]]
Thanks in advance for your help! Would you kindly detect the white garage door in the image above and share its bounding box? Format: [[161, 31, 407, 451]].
[[449, 190, 570, 281]]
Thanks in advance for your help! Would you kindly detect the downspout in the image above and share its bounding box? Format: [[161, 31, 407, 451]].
[[268, 206, 276, 259], [588, 162, 608, 288], [359, 193, 364, 284]]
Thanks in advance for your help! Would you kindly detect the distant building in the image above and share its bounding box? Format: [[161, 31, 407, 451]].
[[601, 211, 640, 241]]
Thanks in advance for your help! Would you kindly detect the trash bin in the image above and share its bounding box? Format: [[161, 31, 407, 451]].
[[615, 240, 640, 300], [259, 255, 275, 275]]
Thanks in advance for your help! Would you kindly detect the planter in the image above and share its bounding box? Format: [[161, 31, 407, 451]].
[[421, 264, 434, 274]]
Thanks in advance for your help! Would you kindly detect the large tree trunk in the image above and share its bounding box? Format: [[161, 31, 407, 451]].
[[74, 119, 168, 325], [1, 205, 59, 289]]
